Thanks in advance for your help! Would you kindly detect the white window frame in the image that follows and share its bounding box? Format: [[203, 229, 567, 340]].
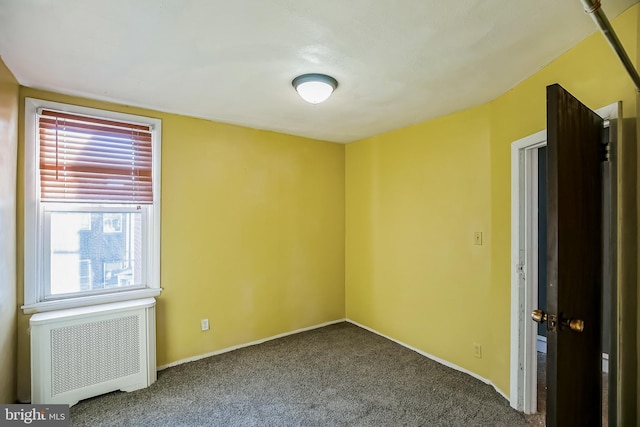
[[22, 98, 162, 314]]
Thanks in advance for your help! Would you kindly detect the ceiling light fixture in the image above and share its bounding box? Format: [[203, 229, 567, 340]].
[[292, 73, 338, 104]]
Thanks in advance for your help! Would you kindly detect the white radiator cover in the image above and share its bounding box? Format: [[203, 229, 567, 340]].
[[30, 298, 156, 406]]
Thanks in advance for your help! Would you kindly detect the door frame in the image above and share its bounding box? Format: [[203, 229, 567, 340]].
[[510, 130, 546, 414], [509, 102, 619, 415]]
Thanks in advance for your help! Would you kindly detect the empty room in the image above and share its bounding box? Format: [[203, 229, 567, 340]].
[[1, 1, 639, 426]]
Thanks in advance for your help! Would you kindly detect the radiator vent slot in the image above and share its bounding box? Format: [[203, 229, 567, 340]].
[[31, 298, 156, 406], [51, 315, 140, 396]]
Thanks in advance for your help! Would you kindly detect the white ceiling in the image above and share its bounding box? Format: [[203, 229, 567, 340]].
[[0, 0, 636, 143]]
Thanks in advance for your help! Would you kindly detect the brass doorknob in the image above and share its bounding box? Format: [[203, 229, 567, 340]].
[[562, 318, 584, 333], [531, 309, 583, 332], [531, 309, 547, 324]]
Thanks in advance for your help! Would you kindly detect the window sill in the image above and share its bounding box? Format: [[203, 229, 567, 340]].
[[21, 288, 162, 315]]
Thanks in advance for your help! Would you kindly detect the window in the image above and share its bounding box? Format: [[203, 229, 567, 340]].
[[23, 99, 161, 313]]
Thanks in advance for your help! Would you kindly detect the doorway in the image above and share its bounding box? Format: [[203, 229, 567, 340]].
[[509, 102, 619, 423]]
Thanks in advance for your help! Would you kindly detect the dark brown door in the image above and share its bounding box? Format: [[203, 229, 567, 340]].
[[546, 84, 604, 426]]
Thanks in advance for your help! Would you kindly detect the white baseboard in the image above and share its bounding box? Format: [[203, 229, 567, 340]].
[[157, 318, 346, 371], [346, 319, 509, 401]]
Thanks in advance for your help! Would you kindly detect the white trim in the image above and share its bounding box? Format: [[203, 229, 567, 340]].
[[524, 145, 540, 413], [347, 320, 509, 401], [22, 288, 162, 315], [28, 297, 156, 325], [157, 319, 346, 370], [24, 98, 39, 308], [23, 98, 162, 314], [510, 129, 546, 413]]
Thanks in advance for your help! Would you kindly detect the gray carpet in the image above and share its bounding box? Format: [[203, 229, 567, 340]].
[[70, 322, 531, 426]]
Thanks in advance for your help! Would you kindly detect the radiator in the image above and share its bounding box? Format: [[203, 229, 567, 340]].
[[30, 298, 156, 406]]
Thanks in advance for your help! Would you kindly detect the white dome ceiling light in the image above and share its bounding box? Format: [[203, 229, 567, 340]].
[[292, 73, 338, 104]]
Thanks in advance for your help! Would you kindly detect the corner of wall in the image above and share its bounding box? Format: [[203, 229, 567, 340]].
[[0, 56, 19, 403]]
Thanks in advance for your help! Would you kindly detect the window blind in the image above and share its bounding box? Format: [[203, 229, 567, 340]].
[[38, 109, 153, 203]]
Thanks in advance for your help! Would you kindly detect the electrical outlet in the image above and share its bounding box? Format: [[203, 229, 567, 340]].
[[473, 343, 482, 359], [201, 318, 209, 331], [473, 232, 483, 245]]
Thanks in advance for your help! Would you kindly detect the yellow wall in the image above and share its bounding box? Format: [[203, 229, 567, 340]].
[[16, 89, 345, 400], [346, 4, 639, 395], [10, 2, 640, 408], [346, 104, 492, 379], [0, 58, 19, 403]]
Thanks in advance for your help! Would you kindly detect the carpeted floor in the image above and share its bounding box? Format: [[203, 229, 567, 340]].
[[70, 322, 532, 426]]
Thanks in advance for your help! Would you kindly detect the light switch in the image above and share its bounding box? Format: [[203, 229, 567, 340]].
[[474, 232, 483, 245]]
